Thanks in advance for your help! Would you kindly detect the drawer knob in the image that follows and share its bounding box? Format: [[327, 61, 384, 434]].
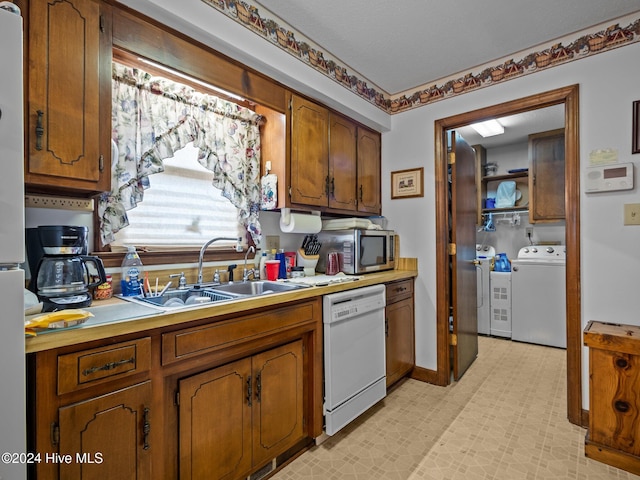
[[614, 400, 630, 413], [615, 357, 629, 369]]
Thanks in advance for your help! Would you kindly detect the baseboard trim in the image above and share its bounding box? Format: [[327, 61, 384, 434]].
[[410, 366, 444, 386]]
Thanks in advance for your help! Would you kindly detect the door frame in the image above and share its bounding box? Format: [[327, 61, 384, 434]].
[[434, 84, 582, 426]]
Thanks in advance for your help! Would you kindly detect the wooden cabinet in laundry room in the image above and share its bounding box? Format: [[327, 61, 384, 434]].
[[21, 0, 112, 194], [528, 128, 565, 222]]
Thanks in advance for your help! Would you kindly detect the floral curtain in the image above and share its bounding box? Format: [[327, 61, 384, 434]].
[[98, 62, 263, 246]]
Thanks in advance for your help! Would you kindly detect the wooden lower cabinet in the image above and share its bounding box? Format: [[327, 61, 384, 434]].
[[58, 382, 152, 480], [178, 341, 304, 480], [29, 299, 322, 480], [385, 280, 415, 387]]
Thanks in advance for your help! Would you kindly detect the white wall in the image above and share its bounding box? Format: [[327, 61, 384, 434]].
[[383, 42, 640, 407]]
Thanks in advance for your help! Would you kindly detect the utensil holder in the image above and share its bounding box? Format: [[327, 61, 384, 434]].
[[296, 249, 319, 277]]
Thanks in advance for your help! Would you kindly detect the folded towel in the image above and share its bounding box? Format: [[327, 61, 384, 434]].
[[495, 181, 516, 208]]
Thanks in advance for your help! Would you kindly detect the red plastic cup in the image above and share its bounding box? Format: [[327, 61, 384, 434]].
[[265, 260, 280, 281]]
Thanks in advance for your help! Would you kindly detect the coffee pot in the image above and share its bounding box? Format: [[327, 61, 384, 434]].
[[27, 226, 106, 311]]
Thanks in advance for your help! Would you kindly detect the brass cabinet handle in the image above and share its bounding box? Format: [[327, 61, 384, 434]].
[[81, 357, 135, 376], [256, 373, 262, 402], [143, 407, 151, 450], [246, 376, 252, 407], [35, 110, 44, 150], [359, 185, 363, 202]]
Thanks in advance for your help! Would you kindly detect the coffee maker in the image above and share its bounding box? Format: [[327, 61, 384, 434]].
[[27, 226, 107, 311]]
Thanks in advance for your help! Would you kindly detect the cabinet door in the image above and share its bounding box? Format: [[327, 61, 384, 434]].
[[252, 340, 305, 467], [290, 95, 329, 207], [58, 381, 152, 480], [329, 113, 357, 211], [26, 0, 110, 192], [385, 298, 415, 387], [529, 129, 565, 222], [357, 127, 381, 214], [179, 358, 253, 480]]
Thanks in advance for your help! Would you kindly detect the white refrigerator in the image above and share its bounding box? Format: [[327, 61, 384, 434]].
[[0, 3, 26, 480]]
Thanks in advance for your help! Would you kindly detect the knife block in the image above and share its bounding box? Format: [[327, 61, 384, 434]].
[[296, 249, 319, 277]]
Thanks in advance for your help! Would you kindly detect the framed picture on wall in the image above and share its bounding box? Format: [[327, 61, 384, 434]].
[[391, 167, 424, 199], [633, 100, 640, 154]]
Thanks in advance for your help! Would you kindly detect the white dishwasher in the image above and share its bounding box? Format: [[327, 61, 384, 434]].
[[323, 284, 386, 435]]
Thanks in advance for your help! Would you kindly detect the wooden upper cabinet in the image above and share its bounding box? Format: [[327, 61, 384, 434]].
[[290, 94, 329, 207], [25, 0, 111, 193], [329, 113, 357, 210], [357, 126, 381, 214], [528, 128, 565, 222], [288, 93, 381, 215]]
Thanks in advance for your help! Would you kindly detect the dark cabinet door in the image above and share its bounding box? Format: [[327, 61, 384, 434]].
[[357, 127, 381, 214], [329, 113, 357, 211], [26, 0, 111, 193], [179, 358, 253, 480], [58, 381, 152, 480], [529, 129, 565, 222], [290, 95, 329, 207]]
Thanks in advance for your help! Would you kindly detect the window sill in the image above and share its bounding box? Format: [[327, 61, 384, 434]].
[[96, 249, 253, 269]]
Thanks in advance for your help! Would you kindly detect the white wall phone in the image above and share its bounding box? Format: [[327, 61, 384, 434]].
[[585, 162, 634, 193]]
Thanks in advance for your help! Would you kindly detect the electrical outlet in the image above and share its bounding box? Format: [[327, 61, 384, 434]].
[[265, 235, 280, 251], [525, 227, 533, 238], [624, 204, 640, 225]]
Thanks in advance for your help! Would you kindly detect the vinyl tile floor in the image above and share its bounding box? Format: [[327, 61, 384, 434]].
[[271, 336, 639, 480]]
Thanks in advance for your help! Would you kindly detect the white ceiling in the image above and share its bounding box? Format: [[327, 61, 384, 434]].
[[254, 0, 640, 95]]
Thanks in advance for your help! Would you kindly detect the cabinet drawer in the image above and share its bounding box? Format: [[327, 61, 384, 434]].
[[162, 302, 316, 365], [57, 337, 151, 395], [386, 279, 413, 303]]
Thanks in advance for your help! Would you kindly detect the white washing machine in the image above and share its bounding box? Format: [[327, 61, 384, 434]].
[[476, 244, 495, 335], [511, 246, 566, 348]]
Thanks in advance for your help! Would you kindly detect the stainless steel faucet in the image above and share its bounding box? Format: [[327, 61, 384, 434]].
[[243, 246, 256, 282], [197, 237, 238, 285]]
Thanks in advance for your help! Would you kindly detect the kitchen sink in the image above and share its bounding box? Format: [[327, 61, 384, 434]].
[[208, 280, 307, 296], [119, 281, 307, 311], [119, 288, 236, 311]]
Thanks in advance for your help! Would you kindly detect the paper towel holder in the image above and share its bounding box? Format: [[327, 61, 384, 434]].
[[280, 208, 320, 226]]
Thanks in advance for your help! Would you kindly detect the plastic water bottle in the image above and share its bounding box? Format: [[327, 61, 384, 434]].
[[120, 246, 144, 296]]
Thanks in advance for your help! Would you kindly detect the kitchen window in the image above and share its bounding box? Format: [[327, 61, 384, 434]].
[[110, 142, 241, 251], [98, 55, 263, 264]]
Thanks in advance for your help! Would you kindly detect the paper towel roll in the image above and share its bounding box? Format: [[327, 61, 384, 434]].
[[279, 213, 322, 234]]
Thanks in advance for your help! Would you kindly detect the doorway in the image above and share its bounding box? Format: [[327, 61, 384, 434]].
[[433, 85, 582, 426]]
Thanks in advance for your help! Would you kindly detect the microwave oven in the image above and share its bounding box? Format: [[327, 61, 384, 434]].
[[316, 229, 396, 274]]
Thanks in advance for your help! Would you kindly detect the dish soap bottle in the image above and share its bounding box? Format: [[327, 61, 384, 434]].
[[259, 251, 268, 280], [120, 246, 144, 296]]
